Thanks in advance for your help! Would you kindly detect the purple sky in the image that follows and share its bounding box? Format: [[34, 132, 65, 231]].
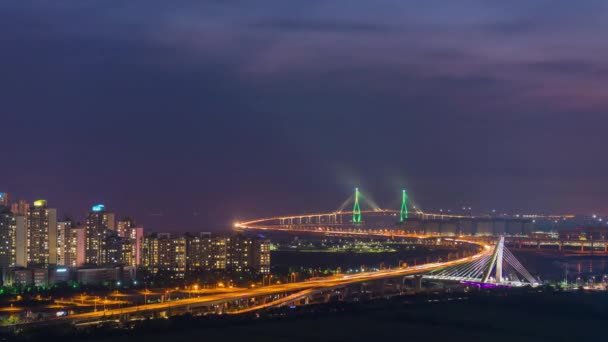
[[1, 1, 608, 231]]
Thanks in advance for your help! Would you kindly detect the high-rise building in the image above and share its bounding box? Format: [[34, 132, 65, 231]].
[[252, 238, 271, 274], [226, 235, 271, 274], [142, 233, 186, 279], [66, 227, 86, 268], [155, 234, 173, 273], [15, 216, 27, 267], [121, 240, 134, 266], [126, 226, 144, 267], [174, 237, 187, 278], [116, 218, 134, 238], [11, 200, 29, 216], [85, 204, 114, 265], [100, 229, 126, 265], [56, 220, 72, 266], [27, 200, 57, 267], [0, 208, 17, 282], [185, 232, 213, 273], [116, 218, 143, 266], [226, 235, 251, 272], [8, 197, 27, 268], [28, 200, 57, 266], [210, 237, 227, 270], [0, 192, 9, 207], [142, 235, 160, 273], [164, 236, 186, 279]]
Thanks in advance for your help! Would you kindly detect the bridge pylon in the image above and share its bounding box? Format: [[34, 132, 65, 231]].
[[352, 188, 361, 223], [481, 236, 504, 283], [399, 190, 408, 222]]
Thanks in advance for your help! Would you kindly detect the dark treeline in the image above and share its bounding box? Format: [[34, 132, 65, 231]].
[[5, 286, 608, 342]]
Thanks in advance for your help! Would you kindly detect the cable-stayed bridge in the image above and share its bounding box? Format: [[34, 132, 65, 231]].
[[425, 236, 538, 286]]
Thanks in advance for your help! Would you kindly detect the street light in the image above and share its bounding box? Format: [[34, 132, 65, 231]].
[[143, 290, 150, 305], [263, 275, 274, 286]]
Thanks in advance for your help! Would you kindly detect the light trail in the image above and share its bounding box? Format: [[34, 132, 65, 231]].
[[16, 233, 489, 327]]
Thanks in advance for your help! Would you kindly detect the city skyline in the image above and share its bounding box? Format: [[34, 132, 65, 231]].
[[3, 1, 608, 232], [1, 1, 607, 338]]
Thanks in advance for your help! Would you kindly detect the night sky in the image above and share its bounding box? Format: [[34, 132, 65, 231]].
[[2, 1, 608, 232]]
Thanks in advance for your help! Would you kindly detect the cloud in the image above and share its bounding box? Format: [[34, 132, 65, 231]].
[[525, 60, 608, 75], [249, 18, 392, 33]]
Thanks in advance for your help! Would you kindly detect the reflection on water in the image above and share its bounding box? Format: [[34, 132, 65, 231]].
[[513, 252, 608, 282], [273, 249, 608, 283]]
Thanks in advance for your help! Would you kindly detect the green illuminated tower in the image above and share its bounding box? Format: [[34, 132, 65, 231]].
[[400, 190, 408, 222], [353, 188, 362, 223]]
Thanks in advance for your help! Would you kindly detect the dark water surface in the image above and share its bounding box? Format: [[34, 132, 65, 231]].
[[515, 251, 608, 282], [272, 249, 608, 282], [255, 231, 608, 282]]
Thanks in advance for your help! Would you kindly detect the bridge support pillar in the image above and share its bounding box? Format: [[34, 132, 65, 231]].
[[559, 241, 563, 251], [339, 287, 349, 300], [581, 243, 584, 252], [374, 279, 388, 297], [414, 275, 423, 291]]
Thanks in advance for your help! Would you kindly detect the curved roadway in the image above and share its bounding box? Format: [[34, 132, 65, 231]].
[[38, 238, 490, 325]]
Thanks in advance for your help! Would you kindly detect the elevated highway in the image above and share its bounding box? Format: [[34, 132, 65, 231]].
[[17, 237, 490, 327]]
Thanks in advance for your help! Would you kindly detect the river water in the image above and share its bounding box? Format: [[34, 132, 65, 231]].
[[514, 251, 608, 283], [257, 231, 608, 283], [271, 250, 608, 283]]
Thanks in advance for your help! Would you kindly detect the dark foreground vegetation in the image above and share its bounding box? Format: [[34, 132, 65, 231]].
[[5, 286, 608, 342]]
